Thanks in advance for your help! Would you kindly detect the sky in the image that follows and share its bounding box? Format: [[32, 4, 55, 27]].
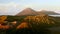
[[0, 0, 60, 15]]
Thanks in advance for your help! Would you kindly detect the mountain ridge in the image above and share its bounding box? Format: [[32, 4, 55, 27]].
[[16, 8, 38, 16], [16, 8, 60, 16]]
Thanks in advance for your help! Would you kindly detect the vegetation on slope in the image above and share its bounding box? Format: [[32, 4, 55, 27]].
[[24, 14, 56, 31], [0, 15, 59, 34], [0, 16, 7, 24]]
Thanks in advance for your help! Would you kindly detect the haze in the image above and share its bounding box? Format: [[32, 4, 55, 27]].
[[0, 0, 60, 15]]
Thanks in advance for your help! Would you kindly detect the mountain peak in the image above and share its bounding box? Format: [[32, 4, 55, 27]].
[[22, 8, 34, 12], [24, 8, 32, 10], [16, 8, 38, 16]]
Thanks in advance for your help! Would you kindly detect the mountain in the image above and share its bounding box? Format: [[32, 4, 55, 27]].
[[37, 10, 60, 15], [16, 8, 60, 16], [24, 14, 56, 30], [16, 8, 38, 16], [24, 14, 56, 25]]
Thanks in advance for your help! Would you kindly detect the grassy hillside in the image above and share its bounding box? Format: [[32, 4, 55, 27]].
[[0, 15, 60, 34]]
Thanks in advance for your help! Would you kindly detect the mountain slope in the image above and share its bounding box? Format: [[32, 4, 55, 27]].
[[37, 10, 60, 15], [23, 13, 56, 30], [24, 13, 55, 24], [16, 8, 38, 16]]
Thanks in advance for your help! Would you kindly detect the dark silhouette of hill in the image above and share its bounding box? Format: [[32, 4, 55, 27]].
[[16, 8, 38, 16]]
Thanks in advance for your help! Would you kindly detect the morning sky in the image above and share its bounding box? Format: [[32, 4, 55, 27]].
[[0, 0, 60, 15]]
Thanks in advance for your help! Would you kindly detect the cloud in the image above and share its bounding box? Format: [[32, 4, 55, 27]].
[[0, 1, 60, 15], [0, 2, 19, 15], [0, 2, 31, 15]]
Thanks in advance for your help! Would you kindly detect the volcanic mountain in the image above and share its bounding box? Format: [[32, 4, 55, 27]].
[[37, 10, 60, 15], [16, 8, 38, 16], [16, 8, 60, 16]]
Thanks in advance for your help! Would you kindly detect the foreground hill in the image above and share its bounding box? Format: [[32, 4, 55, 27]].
[[23, 13, 57, 31], [0, 15, 59, 34], [24, 13, 56, 24]]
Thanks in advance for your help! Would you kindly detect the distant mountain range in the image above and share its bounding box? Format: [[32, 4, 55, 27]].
[[37, 10, 60, 15], [16, 8, 60, 16]]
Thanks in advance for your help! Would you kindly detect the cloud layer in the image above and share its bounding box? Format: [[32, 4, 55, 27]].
[[0, 0, 60, 15]]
